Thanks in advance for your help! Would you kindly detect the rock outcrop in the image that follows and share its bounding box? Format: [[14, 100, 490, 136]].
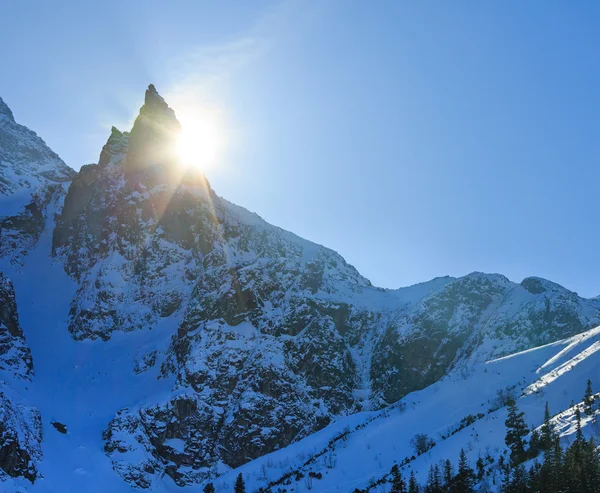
[[0, 273, 32, 381], [0, 273, 41, 483]]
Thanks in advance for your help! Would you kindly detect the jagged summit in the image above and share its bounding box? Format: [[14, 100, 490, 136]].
[[98, 126, 128, 167], [0, 95, 74, 198], [143, 84, 175, 115], [126, 84, 181, 174], [0, 96, 15, 122]]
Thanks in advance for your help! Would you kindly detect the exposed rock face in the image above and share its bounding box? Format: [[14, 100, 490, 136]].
[[0, 273, 41, 483], [0, 392, 42, 483], [0, 273, 32, 381]]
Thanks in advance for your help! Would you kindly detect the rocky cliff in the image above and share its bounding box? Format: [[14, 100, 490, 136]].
[[0, 273, 42, 484]]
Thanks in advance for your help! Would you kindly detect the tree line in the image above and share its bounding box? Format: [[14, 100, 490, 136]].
[[366, 379, 599, 493]]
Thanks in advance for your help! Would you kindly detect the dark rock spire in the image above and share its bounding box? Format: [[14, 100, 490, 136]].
[[126, 84, 181, 174]]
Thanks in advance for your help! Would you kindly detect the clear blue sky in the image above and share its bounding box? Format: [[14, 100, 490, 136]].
[[1, 1, 599, 296]]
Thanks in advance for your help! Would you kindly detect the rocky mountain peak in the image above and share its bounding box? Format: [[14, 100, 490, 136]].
[[126, 84, 181, 175], [0, 95, 74, 199], [0, 96, 15, 122], [98, 126, 128, 167], [143, 84, 172, 113]]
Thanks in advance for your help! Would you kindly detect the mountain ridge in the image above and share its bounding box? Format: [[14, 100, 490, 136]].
[[0, 86, 598, 492]]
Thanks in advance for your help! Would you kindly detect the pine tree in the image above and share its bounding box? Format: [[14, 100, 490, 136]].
[[391, 464, 407, 493], [475, 457, 485, 481], [544, 436, 564, 493], [451, 449, 475, 493], [527, 462, 541, 493], [574, 406, 586, 453], [584, 379, 595, 416], [443, 459, 454, 491], [425, 464, 442, 493], [540, 401, 555, 451], [505, 399, 529, 465], [234, 473, 246, 493], [528, 427, 541, 458], [203, 483, 215, 493], [510, 464, 529, 493], [500, 464, 511, 493], [408, 470, 420, 493], [580, 437, 600, 493]]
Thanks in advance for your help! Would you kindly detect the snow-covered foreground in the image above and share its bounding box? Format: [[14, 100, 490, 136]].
[[210, 326, 600, 492]]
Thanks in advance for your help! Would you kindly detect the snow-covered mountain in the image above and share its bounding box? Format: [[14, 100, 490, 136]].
[[0, 86, 598, 492]]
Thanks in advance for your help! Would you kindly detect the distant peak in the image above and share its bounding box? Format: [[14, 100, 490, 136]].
[[0, 96, 15, 122], [99, 126, 128, 167]]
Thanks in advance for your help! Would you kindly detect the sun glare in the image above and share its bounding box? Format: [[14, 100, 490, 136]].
[[176, 109, 226, 171]]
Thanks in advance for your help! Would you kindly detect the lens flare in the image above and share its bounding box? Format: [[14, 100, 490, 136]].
[[176, 108, 226, 171]]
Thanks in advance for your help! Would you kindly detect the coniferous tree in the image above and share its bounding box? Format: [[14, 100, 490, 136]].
[[505, 399, 529, 465], [425, 464, 442, 493], [408, 470, 420, 493], [584, 379, 595, 416], [443, 459, 454, 489], [510, 464, 529, 493], [451, 449, 475, 493], [500, 463, 512, 493], [528, 427, 541, 458], [475, 457, 485, 481], [540, 401, 555, 451], [203, 483, 215, 493], [234, 473, 246, 493], [574, 406, 586, 452], [527, 462, 541, 493], [541, 436, 564, 493], [580, 438, 600, 493], [391, 464, 407, 493]]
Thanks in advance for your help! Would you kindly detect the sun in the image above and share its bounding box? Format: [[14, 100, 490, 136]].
[[176, 109, 226, 171]]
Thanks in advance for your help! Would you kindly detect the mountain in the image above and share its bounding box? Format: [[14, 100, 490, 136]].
[[0, 87, 598, 492]]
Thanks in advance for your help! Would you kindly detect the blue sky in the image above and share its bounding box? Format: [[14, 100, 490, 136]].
[[1, 1, 599, 296]]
